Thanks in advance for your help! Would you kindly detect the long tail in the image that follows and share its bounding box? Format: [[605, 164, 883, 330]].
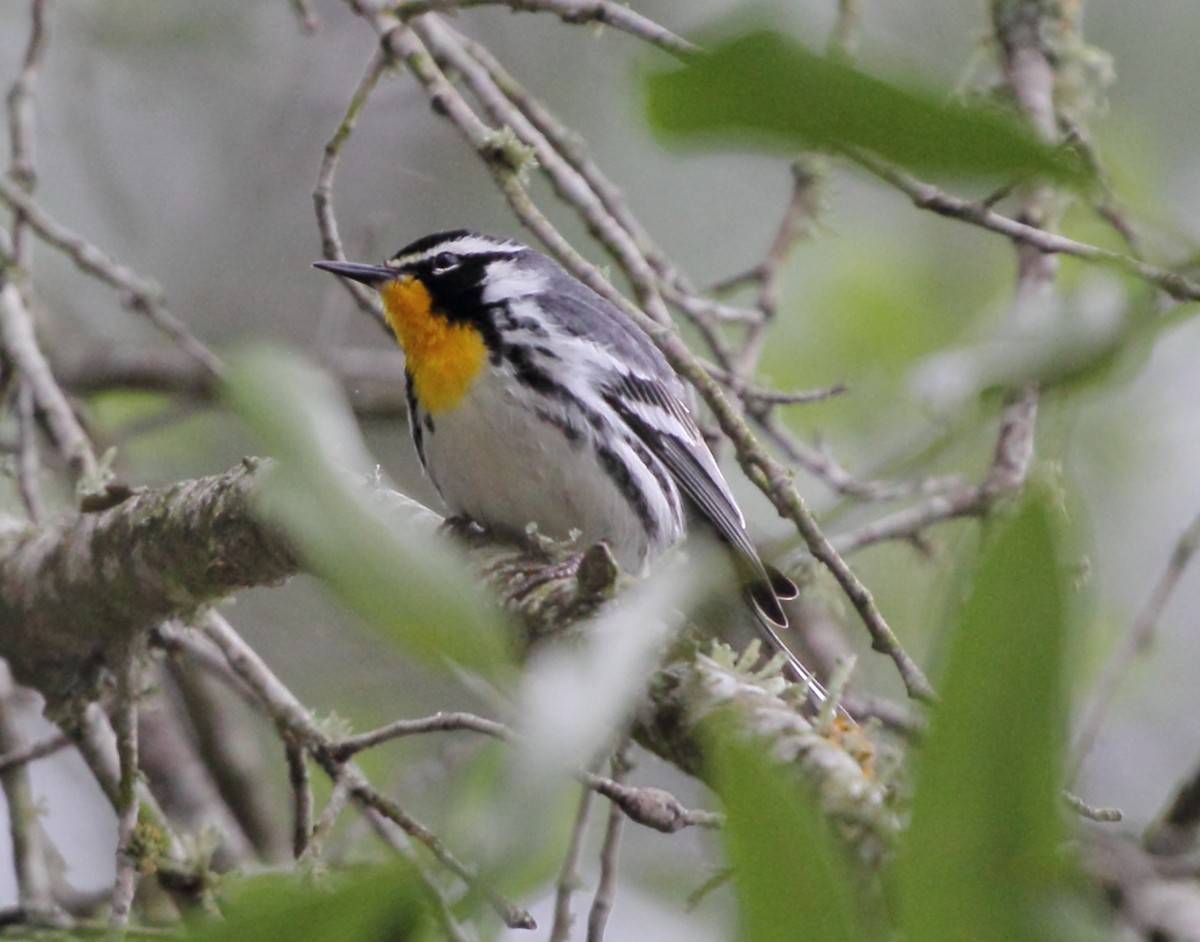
[[745, 594, 831, 706], [742, 564, 856, 722]]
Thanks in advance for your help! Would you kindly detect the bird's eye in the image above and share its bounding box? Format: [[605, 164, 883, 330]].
[[431, 251, 460, 273]]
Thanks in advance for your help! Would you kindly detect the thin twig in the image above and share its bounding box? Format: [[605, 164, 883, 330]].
[[286, 0, 320, 33], [1071, 507, 1200, 782], [329, 711, 509, 761], [548, 783, 594, 942], [60, 704, 185, 870], [583, 773, 722, 833], [0, 728, 69, 775], [0, 665, 55, 916], [0, 279, 98, 484], [827, 0, 861, 59], [728, 158, 824, 380], [313, 48, 391, 326], [298, 771, 353, 868], [849, 150, 1200, 303], [393, 0, 697, 58], [586, 752, 627, 942], [197, 611, 536, 930], [108, 658, 142, 931], [756, 408, 965, 506], [0, 176, 224, 375], [14, 381, 45, 522], [6, 0, 53, 265], [416, 17, 687, 339], [1062, 790, 1122, 823], [286, 740, 312, 859], [830, 390, 1039, 556], [444, 22, 758, 335]]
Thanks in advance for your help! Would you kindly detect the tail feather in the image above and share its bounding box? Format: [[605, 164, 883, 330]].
[[742, 586, 829, 707], [744, 586, 861, 727], [765, 563, 799, 601]]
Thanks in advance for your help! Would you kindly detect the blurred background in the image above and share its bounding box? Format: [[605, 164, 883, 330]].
[[1, 0, 1198, 935]]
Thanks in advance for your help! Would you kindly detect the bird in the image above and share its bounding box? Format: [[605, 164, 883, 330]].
[[314, 229, 829, 705]]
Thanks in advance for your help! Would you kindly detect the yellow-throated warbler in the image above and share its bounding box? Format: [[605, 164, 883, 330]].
[[315, 230, 827, 703]]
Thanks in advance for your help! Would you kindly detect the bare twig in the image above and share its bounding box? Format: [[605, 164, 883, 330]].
[[0, 728, 69, 775], [830, 388, 1039, 556], [548, 783, 594, 942], [197, 611, 536, 930], [135, 689, 256, 870], [393, 0, 697, 58], [14, 381, 45, 522], [583, 773, 722, 834], [849, 150, 1200, 303], [0, 280, 98, 484], [1071, 507, 1200, 782], [0, 176, 224, 375], [108, 658, 142, 930], [727, 158, 824, 380], [1063, 790, 1122, 824], [63, 704, 184, 866], [286, 740, 312, 859], [329, 711, 509, 761], [286, 0, 320, 33], [313, 48, 391, 326], [163, 653, 289, 861], [586, 752, 627, 942], [297, 772, 353, 868], [757, 409, 964, 506], [0, 665, 56, 917], [5, 0, 53, 264]]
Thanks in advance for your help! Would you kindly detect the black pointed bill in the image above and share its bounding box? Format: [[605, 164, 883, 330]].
[[312, 259, 396, 287]]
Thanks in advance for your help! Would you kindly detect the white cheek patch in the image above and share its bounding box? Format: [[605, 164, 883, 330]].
[[481, 260, 549, 303]]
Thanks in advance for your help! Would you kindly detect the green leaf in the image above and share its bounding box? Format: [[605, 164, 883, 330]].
[[185, 862, 432, 942], [224, 346, 512, 679], [475, 563, 699, 897], [644, 29, 1087, 186], [713, 734, 865, 942], [902, 493, 1071, 942]]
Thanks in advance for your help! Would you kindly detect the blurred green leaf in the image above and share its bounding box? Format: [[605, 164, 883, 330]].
[[902, 493, 1072, 942], [225, 346, 512, 680], [713, 734, 865, 942], [645, 30, 1088, 186], [478, 562, 700, 897], [186, 862, 431, 942]]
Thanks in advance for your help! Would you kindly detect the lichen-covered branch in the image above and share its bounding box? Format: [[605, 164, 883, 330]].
[[0, 459, 294, 706], [0, 457, 886, 844]]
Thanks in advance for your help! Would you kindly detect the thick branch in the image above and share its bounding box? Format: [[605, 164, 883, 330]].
[[0, 459, 294, 706], [0, 459, 886, 844]]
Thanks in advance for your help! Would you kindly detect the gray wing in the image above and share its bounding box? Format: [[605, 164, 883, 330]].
[[600, 372, 790, 614]]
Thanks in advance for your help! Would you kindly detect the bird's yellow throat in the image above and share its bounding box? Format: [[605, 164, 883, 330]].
[[380, 276, 487, 414]]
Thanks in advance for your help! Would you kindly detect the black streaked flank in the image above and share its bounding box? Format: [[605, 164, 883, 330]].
[[404, 370, 426, 468], [532, 406, 585, 448], [594, 442, 659, 542], [500, 341, 568, 399]]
